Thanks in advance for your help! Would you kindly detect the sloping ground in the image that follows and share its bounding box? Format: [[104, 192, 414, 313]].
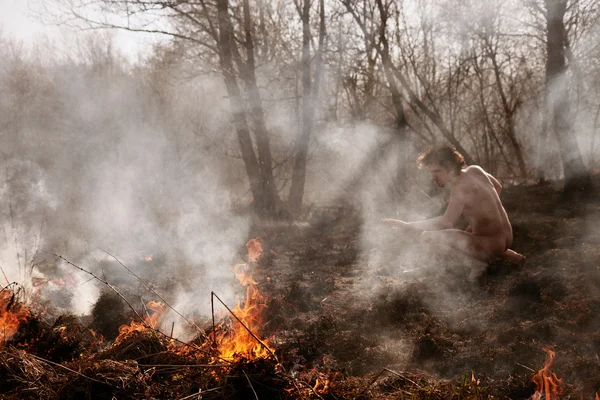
[[254, 181, 600, 399]]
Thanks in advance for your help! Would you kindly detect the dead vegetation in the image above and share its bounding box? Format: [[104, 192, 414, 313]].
[[1, 181, 600, 399]]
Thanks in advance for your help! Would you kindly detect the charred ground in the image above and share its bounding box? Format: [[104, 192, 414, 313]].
[[251, 179, 600, 398], [1, 179, 600, 399]]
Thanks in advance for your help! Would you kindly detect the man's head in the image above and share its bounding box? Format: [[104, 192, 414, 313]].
[[417, 144, 465, 187]]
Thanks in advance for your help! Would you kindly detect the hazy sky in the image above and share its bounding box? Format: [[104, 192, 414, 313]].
[[0, 0, 161, 60]]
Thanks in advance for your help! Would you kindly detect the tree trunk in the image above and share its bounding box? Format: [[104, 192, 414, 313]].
[[374, 0, 411, 197], [289, 0, 325, 213], [485, 40, 528, 177], [375, 0, 408, 135], [217, 0, 270, 216], [241, 0, 279, 216], [545, 0, 591, 194]]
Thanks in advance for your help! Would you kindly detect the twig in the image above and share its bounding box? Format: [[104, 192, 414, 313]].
[[358, 368, 388, 397], [384, 368, 422, 389], [295, 379, 325, 400], [0, 264, 9, 285], [78, 276, 95, 286], [55, 254, 146, 324], [54, 254, 224, 362], [517, 363, 536, 373], [29, 353, 107, 385], [177, 387, 222, 400], [141, 298, 149, 320], [8, 192, 22, 278], [244, 370, 260, 400], [211, 292, 277, 361], [211, 290, 216, 346], [97, 248, 208, 340], [28, 211, 46, 276], [1, 282, 17, 293], [138, 363, 230, 368]]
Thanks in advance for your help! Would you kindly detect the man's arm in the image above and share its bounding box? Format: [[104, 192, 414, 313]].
[[382, 216, 448, 232], [382, 189, 465, 232], [487, 173, 502, 195]]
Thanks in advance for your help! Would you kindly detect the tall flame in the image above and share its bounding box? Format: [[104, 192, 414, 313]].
[[531, 348, 563, 400], [112, 237, 273, 361], [216, 238, 273, 360], [0, 290, 30, 346]]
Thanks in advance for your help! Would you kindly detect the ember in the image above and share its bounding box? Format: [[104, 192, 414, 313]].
[[531, 348, 563, 400]]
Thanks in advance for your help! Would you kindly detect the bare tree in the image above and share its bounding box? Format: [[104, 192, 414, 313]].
[[50, 0, 282, 217], [544, 0, 591, 194], [288, 0, 326, 213]]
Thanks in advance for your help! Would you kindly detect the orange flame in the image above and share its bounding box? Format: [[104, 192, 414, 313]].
[[531, 348, 563, 400], [595, 393, 599, 400], [116, 301, 166, 343], [216, 238, 273, 360], [0, 290, 30, 346], [246, 237, 263, 263]]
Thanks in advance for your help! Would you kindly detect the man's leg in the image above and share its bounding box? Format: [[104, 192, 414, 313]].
[[420, 229, 502, 280]]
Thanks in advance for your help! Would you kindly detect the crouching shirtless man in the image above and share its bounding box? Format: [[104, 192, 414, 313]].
[[383, 145, 524, 280]]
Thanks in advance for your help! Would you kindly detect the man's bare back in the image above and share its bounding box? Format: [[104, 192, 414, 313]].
[[454, 166, 512, 250], [383, 146, 524, 279]]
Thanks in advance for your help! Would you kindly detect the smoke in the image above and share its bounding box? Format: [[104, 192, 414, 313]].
[[0, 33, 250, 323]]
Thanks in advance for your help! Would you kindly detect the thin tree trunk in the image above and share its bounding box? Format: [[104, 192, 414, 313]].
[[241, 0, 279, 216], [472, 53, 517, 177], [545, 0, 590, 194], [485, 39, 528, 177], [374, 0, 411, 197], [375, 0, 408, 134], [289, 0, 325, 213], [216, 0, 264, 214]]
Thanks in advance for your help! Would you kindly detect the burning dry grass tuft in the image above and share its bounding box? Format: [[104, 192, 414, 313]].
[[1, 286, 30, 345], [531, 348, 563, 400]]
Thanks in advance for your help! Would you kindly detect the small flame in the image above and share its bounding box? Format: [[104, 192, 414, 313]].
[[531, 348, 563, 400], [116, 301, 166, 343], [246, 237, 263, 263], [595, 393, 599, 400], [0, 290, 30, 346], [89, 329, 104, 349]]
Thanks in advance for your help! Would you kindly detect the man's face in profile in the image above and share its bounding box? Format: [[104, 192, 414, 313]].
[[426, 163, 450, 187]]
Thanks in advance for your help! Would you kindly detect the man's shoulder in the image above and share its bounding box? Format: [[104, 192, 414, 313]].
[[456, 166, 489, 192], [464, 165, 487, 174]]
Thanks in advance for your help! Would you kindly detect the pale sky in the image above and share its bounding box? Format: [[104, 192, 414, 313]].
[[0, 0, 163, 60]]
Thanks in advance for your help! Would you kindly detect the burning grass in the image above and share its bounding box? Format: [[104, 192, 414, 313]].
[[1, 183, 600, 398], [1, 285, 30, 344]]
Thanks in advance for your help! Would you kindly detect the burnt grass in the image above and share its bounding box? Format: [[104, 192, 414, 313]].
[[2, 180, 600, 399], [252, 179, 600, 399]]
